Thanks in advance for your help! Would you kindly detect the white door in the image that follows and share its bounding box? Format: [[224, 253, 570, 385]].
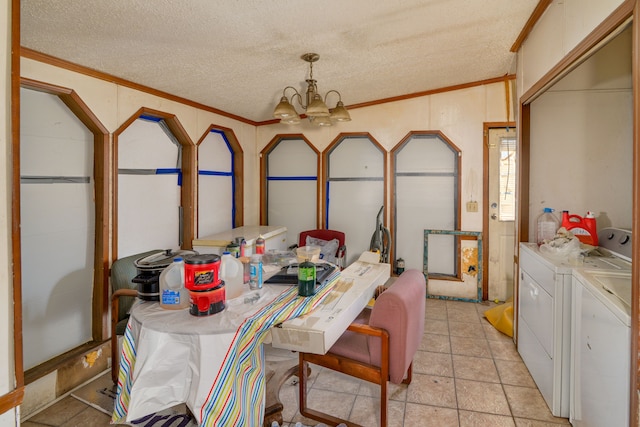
[[488, 127, 516, 301]]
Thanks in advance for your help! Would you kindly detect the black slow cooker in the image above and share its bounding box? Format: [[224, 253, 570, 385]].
[[133, 249, 198, 301]]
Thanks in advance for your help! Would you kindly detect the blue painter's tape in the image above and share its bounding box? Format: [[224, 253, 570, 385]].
[[266, 176, 317, 181], [139, 114, 163, 122], [199, 170, 233, 177], [155, 168, 181, 174]]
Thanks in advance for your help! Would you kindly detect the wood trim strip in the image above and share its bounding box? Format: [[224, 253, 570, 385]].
[[20, 47, 260, 127], [521, 0, 635, 104], [11, 0, 24, 390], [510, 0, 554, 52], [22, 47, 517, 129], [330, 75, 516, 118], [632, 2, 640, 424], [0, 387, 24, 415]]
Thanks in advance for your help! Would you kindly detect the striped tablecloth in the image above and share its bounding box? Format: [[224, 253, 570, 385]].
[[112, 274, 337, 426]]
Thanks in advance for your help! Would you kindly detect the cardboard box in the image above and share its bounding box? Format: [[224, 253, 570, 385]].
[[192, 225, 287, 255], [270, 253, 390, 354]]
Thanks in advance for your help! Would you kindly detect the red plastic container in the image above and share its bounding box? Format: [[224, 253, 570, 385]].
[[184, 254, 225, 316], [184, 254, 220, 291], [561, 211, 598, 246]]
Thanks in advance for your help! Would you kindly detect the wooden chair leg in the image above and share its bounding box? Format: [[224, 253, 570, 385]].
[[402, 362, 413, 385]]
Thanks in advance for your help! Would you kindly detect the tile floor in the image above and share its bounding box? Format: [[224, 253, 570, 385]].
[[22, 299, 571, 427]]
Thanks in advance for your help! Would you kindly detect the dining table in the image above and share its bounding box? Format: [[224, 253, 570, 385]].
[[110, 270, 338, 426]]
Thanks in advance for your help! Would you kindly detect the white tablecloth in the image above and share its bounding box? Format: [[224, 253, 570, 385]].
[[112, 284, 287, 423]]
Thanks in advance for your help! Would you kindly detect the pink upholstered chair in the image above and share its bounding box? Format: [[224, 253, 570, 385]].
[[298, 269, 426, 427]]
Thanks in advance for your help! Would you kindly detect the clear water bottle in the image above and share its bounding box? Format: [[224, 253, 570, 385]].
[[536, 207, 560, 245], [159, 257, 189, 310], [220, 251, 244, 299], [249, 254, 263, 289]]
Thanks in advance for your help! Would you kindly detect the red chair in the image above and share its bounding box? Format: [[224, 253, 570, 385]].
[[298, 229, 347, 269], [298, 269, 426, 427]]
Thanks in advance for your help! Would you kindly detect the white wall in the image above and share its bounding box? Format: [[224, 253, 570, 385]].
[[258, 82, 512, 237], [517, 0, 626, 98], [0, 0, 17, 424], [20, 59, 260, 229], [15, 49, 513, 415], [521, 12, 632, 239]]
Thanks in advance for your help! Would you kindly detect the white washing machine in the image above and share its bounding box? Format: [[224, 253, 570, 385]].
[[571, 228, 632, 427], [518, 227, 632, 418]]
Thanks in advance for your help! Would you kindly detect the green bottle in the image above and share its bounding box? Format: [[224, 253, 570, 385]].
[[298, 260, 316, 297]]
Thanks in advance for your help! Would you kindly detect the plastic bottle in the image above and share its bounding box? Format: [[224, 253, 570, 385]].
[[561, 210, 599, 246], [536, 207, 560, 245], [249, 254, 263, 289], [159, 257, 189, 310], [255, 235, 266, 255], [298, 259, 316, 297], [220, 251, 244, 299]]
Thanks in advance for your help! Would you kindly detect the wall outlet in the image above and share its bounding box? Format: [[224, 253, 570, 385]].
[[466, 201, 478, 212]]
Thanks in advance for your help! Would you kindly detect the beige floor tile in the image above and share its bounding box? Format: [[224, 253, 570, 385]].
[[424, 318, 449, 335], [448, 321, 485, 338], [413, 350, 453, 377], [504, 385, 566, 423], [482, 321, 514, 342], [452, 354, 500, 383], [488, 339, 521, 361], [311, 367, 360, 394], [447, 304, 481, 323], [406, 374, 457, 408], [494, 359, 537, 388], [421, 332, 451, 353], [358, 378, 408, 402], [26, 396, 89, 425], [459, 410, 516, 427], [293, 388, 356, 424], [279, 378, 301, 424], [455, 378, 511, 416], [404, 402, 459, 426], [348, 394, 405, 427], [60, 406, 112, 427], [514, 418, 571, 426], [450, 335, 492, 358], [425, 304, 448, 321]]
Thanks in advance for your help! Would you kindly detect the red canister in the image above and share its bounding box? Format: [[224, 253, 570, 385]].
[[184, 254, 220, 291], [189, 282, 226, 316], [184, 254, 225, 316]]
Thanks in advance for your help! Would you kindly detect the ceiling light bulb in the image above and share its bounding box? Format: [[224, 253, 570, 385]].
[[313, 115, 332, 126], [273, 96, 298, 119], [330, 101, 351, 122], [306, 94, 330, 117]]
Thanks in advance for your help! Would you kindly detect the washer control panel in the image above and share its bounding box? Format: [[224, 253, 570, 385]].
[[598, 227, 632, 261]]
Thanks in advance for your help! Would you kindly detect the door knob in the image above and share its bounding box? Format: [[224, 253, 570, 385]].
[[491, 213, 497, 220]]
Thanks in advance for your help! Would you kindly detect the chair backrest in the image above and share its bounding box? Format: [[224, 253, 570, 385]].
[[299, 229, 345, 252], [110, 249, 161, 322], [368, 269, 426, 383]]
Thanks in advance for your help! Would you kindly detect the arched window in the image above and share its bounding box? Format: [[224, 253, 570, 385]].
[[261, 135, 319, 245], [197, 127, 243, 237], [323, 133, 386, 265], [391, 131, 461, 273], [114, 109, 194, 257]]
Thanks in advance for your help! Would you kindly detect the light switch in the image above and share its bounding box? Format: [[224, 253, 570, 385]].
[[466, 201, 478, 212]]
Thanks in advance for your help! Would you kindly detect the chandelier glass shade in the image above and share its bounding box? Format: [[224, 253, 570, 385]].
[[273, 53, 351, 126]]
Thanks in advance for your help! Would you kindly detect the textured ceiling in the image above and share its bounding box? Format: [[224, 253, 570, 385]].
[[20, 0, 539, 123]]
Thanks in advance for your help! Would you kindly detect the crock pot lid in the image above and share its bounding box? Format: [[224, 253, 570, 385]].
[[135, 249, 198, 270]]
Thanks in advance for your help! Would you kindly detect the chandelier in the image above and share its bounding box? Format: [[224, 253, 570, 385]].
[[273, 53, 351, 126]]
